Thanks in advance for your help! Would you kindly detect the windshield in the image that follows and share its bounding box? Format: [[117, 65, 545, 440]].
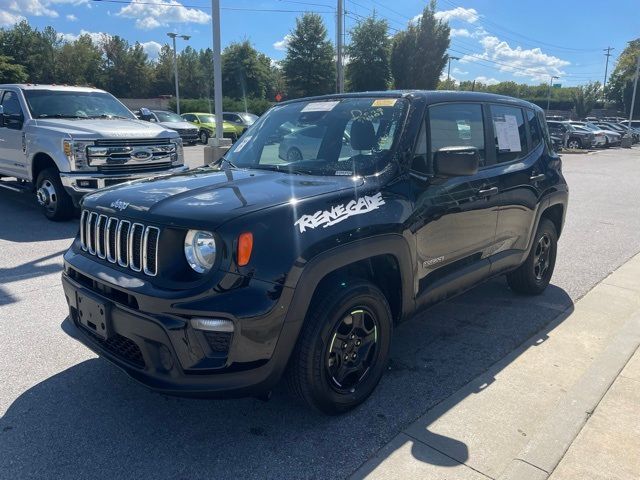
[[199, 114, 215, 123], [24, 90, 135, 119], [154, 111, 183, 122], [225, 97, 407, 177]]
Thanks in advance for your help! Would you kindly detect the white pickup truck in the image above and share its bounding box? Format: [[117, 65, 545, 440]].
[[0, 84, 187, 220]]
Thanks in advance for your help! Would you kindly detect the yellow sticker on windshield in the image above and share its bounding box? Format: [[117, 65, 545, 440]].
[[372, 99, 397, 107]]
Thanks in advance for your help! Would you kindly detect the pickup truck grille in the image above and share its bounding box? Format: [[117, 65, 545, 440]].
[[87, 138, 177, 171], [80, 211, 160, 276]]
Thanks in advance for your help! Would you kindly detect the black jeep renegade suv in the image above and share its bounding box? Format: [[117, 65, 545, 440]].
[[61, 91, 568, 413]]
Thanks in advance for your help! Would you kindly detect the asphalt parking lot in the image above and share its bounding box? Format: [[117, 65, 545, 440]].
[[1, 146, 640, 480]]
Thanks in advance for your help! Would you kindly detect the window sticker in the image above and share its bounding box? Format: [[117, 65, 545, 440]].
[[234, 135, 252, 152], [372, 98, 397, 107], [301, 101, 340, 113], [494, 114, 522, 152]]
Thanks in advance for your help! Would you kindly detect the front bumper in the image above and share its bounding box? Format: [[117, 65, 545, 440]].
[[60, 165, 189, 198], [61, 250, 300, 398]]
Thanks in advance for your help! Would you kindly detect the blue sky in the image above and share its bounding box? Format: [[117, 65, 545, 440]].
[[1, 0, 638, 87]]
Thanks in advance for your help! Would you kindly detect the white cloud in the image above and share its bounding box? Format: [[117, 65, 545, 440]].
[[117, 0, 210, 30], [451, 28, 471, 38], [0, 10, 25, 26], [475, 76, 499, 85], [273, 34, 292, 52], [4, 0, 58, 18], [435, 7, 479, 24], [141, 40, 162, 59], [452, 67, 468, 75], [59, 29, 108, 44], [460, 35, 570, 82], [66, 13, 77, 21]]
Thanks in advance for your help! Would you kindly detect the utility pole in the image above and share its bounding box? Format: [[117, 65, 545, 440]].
[[603, 46, 614, 101], [447, 56, 460, 81], [626, 55, 640, 138], [546, 75, 559, 113], [167, 32, 190, 115], [336, 0, 344, 93], [211, 0, 223, 143]]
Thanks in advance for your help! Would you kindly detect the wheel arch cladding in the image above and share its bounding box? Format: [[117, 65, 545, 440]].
[[541, 203, 564, 237]]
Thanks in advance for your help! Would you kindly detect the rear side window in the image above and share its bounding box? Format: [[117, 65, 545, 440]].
[[527, 109, 542, 149], [490, 105, 528, 163], [429, 103, 485, 167]]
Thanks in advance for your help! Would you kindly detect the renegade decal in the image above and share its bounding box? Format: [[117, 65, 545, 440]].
[[294, 193, 385, 233]]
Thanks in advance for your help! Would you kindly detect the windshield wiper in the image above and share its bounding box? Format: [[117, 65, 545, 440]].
[[36, 114, 85, 119]]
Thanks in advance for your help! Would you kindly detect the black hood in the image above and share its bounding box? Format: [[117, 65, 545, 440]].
[[81, 168, 364, 228]]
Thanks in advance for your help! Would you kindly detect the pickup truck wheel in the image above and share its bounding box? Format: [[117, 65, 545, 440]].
[[199, 130, 209, 145], [286, 281, 392, 414], [36, 168, 74, 221], [507, 218, 558, 295]]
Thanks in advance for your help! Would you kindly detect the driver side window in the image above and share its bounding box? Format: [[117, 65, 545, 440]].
[[1, 91, 24, 130]]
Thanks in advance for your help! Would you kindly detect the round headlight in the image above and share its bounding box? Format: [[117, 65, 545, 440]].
[[184, 230, 216, 273]]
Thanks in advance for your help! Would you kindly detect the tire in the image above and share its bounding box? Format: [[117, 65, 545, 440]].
[[567, 138, 581, 149], [286, 280, 392, 414], [506, 218, 558, 295], [199, 130, 209, 145], [36, 167, 75, 221], [286, 147, 303, 162]]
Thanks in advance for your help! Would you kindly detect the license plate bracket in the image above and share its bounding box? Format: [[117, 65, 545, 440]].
[[76, 290, 112, 340]]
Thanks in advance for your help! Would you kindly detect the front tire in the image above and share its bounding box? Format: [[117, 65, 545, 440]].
[[199, 130, 209, 145], [507, 218, 558, 295], [36, 167, 74, 221], [286, 281, 392, 414]]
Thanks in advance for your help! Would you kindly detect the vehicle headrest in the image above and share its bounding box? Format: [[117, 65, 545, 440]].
[[350, 120, 376, 151]]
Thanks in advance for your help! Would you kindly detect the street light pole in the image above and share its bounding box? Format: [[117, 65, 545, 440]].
[[626, 55, 640, 138], [546, 75, 559, 113], [447, 56, 460, 81], [211, 0, 223, 144], [167, 32, 190, 115]]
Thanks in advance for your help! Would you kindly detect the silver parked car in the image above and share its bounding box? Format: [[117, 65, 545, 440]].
[[571, 121, 620, 147], [138, 109, 199, 145]]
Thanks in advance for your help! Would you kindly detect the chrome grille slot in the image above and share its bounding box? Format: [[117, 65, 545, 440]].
[[96, 215, 107, 259], [117, 221, 131, 267], [129, 223, 144, 272], [87, 212, 98, 255], [80, 211, 160, 277]]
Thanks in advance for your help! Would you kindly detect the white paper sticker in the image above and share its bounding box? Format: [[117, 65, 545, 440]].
[[301, 101, 340, 113], [234, 135, 252, 152], [494, 114, 522, 152]]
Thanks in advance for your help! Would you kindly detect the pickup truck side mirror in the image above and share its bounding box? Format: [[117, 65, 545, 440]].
[[434, 146, 480, 177]]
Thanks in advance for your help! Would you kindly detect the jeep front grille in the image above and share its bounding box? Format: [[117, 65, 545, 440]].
[[80, 210, 159, 276]]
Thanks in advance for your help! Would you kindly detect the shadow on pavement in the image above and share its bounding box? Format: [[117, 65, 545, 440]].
[[0, 279, 573, 480]]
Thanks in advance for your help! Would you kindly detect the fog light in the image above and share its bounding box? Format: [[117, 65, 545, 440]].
[[190, 318, 234, 332]]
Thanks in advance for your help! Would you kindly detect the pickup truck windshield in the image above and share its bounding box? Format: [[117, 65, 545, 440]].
[[23, 90, 135, 119], [225, 97, 407, 177], [154, 111, 183, 122]]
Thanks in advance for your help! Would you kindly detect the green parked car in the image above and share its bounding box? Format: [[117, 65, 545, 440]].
[[223, 112, 259, 137], [181, 112, 239, 144]]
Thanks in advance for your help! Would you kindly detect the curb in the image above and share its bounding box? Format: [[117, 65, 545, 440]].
[[498, 313, 640, 480]]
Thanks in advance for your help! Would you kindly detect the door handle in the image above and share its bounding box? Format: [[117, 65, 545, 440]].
[[530, 173, 546, 182], [477, 187, 498, 197]]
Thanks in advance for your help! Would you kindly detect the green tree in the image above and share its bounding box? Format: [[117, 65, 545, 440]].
[[346, 15, 391, 92], [572, 81, 601, 118], [149, 44, 176, 97], [391, 1, 449, 89], [222, 41, 273, 99], [282, 13, 336, 98], [437, 78, 457, 90], [607, 39, 640, 116], [0, 54, 27, 83], [0, 21, 59, 83], [57, 35, 104, 86], [177, 46, 206, 98]]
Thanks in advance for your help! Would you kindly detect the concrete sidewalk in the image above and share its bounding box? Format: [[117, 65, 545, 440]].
[[352, 253, 640, 480]]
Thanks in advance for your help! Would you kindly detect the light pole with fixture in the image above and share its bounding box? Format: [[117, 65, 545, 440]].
[[447, 56, 460, 81], [167, 32, 190, 115], [546, 75, 559, 113]]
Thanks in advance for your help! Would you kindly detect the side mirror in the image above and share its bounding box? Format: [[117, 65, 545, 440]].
[[139, 107, 151, 117], [434, 146, 480, 177]]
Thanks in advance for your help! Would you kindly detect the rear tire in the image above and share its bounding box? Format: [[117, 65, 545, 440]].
[[507, 218, 558, 295], [36, 167, 74, 221], [286, 280, 392, 414], [567, 138, 582, 149]]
